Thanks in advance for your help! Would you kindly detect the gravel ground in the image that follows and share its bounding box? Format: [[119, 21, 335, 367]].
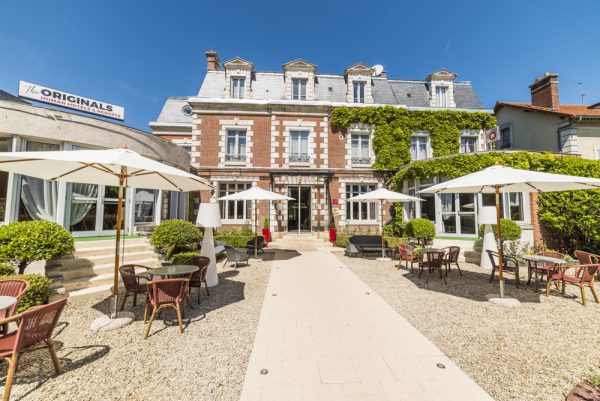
[[4, 253, 274, 401], [335, 252, 600, 401]]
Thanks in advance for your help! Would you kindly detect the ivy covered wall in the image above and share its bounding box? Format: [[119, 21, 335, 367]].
[[330, 106, 496, 170]]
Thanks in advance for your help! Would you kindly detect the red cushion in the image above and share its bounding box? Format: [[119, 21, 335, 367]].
[[0, 332, 16, 357]]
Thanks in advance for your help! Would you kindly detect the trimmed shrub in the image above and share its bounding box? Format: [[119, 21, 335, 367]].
[[478, 218, 522, 241], [405, 218, 436, 242], [215, 227, 255, 248], [0, 263, 15, 276], [151, 219, 202, 259], [0, 274, 51, 313], [0, 221, 75, 275], [171, 251, 201, 265], [334, 232, 406, 249]]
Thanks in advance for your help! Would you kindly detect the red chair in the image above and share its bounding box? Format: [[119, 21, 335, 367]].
[[119, 265, 150, 311], [545, 263, 599, 306], [575, 250, 600, 280], [0, 298, 67, 401], [188, 256, 210, 304], [397, 244, 418, 272], [526, 251, 564, 285], [144, 279, 188, 338], [419, 251, 447, 285], [0, 279, 29, 336]]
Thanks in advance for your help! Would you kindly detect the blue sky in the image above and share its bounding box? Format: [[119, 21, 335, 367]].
[[1, 0, 599, 131]]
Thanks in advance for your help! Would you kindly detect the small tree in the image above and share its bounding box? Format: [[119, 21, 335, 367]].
[[405, 218, 436, 245], [0, 221, 75, 275], [151, 219, 202, 259]]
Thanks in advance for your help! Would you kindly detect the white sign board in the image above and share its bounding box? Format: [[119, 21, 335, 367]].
[[18, 80, 125, 121]]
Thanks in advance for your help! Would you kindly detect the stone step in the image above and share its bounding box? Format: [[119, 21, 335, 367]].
[[63, 265, 153, 292], [62, 250, 158, 267], [68, 283, 115, 299], [74, 237, 149, 250], [60, 257, 161, 281], [75, 242, 153, 257]]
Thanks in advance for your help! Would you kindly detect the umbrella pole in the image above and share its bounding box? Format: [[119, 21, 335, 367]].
[[254, 200, 258, 258], [112, 167, 126, 318], [495, 185, 505, 298], [380, 200, 385, 258]]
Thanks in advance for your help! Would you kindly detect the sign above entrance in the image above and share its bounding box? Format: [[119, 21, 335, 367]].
[[274, 175, 325, 186], [18, 81, 125, 121]]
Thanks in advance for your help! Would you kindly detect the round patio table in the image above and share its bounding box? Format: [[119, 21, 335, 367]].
[[519, 255, 578, 291], [0, 296, 16, 312], [413, 247, 444, 254], [148, 264, 199, 278]]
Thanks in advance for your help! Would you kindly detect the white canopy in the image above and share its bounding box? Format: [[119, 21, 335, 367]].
[[347, 188, 423, 202], [0, 148, 211, 191], [418, 165, 600, 194], [218, 186, 294, 201]]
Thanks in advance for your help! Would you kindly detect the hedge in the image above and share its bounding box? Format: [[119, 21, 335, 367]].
[[151, 219, 202, 259], [215, 227, 255, 248], [0, 274, 51, 313], [170, 251, 201, 265]]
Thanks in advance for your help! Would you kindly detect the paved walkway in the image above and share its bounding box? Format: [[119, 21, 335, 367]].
[[239, 248, 494, 401]]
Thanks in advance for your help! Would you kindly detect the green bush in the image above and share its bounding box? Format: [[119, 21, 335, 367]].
[[170, 251, 201, 265], [478, 218, 522, 241], [151, 219, 202, 259], [0, 221, 75, 275], [214, 227, 255, 248], [405, 218, 436, 242], [263, 218, 269, 229], [0, 263, 15, 276], [0, 274, 51, 313], [334, 233, 406, 249]]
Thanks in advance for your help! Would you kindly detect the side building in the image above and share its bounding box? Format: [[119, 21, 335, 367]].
[[151, 50, 490, 237]]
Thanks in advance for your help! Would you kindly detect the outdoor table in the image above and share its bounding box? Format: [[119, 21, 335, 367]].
[[519, 254, 578, 291], [413, 247, 444, 254], [0, 296, 16, 313]]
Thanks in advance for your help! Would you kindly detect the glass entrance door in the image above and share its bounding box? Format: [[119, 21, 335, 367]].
[[100, 186, 126, 236], [68, 184, 126, 237], [287, 186, 311, 233], [440, 193, 477, 235]]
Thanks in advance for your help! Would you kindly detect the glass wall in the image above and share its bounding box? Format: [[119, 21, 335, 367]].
[[0, 138, 12, 221]]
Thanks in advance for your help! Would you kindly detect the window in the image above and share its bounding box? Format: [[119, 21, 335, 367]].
[[134, 189, 156, 224], [181, 105, 193, 116], [0, 138, 11, 221], [460, 136, 478, 153], [289, 131, 309, 163], [410, 135, 429, 160], [351, 133, 370, 164], [499, 127, 512, 149], [231, 77, 245, 99], [406, 178, 435, 221], [482, 192, 524, 221], [346, 184, 377, 221], [19, 141, 60, 221], [435, 86, 448, 107], [225, 130, 246, 162], [219, 183, 251, 221], [353, 81, 365, 103], [292, 78, 307, 100]]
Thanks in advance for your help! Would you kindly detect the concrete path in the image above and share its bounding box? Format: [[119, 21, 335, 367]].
[[239, 249, 494, 401]]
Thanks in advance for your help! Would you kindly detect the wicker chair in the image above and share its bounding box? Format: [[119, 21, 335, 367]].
[[419, 251, 447, 285], [188, 256, 210, 304], [487, 250, 520, 288], [575, 250, 600, 281], [442, 246, 462, 276], [119, 264, 150, 311], [397, 244, 417, 272], [0, 298, 67, 401], [546, 262, 599, 306], [0, 279, 29, 336], [223, 245, 250, 268], [145, 279, 188, 338]]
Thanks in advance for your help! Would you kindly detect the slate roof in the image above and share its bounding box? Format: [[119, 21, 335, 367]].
[[151, 97, 193, 126]]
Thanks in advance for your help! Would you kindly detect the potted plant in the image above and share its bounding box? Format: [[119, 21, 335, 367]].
[[328, 220, 336, 243], [262, 218, 271, 243]]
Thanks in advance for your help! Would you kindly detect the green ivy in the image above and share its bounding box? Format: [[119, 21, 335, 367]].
[[330, 106, 496, 169], [393, 152, 600, 253]]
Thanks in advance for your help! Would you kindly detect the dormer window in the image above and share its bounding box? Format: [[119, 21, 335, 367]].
[[436, 86, 448, 107], [231, 77, 245, 99], [353, 81, 366, 103], [292, 78, 307, 100]]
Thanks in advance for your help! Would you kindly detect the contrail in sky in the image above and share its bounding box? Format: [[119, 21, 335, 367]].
[[444, 34, 452, 55]]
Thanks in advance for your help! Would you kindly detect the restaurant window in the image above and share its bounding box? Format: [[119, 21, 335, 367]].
[[134, 189, 157, 224], [292, 78, 307, 100], [346, 184, 377, 221], [19, 141, 60, 221], [0, 138, 11, 221], [218, 183, 251, 221]]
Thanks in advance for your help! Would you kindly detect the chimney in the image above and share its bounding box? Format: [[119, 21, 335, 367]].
[[529, 73, 559, 109], [205, 50, 220, 71]]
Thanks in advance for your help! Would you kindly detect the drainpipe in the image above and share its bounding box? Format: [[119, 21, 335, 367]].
[[557, 116, 582, 153]]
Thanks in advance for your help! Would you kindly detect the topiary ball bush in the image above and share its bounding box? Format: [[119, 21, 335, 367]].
[[151, 219, 202, 259], [478, 218, 522, 241], [0, 221, 75, 275], [405, 218, 436, 241], [170, 251, 201, 265]]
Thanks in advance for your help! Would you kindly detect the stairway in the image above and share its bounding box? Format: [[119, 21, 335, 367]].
[[48, 237, 162, 299], [431, 238, 482, 264], [269, 233, 333, 251]]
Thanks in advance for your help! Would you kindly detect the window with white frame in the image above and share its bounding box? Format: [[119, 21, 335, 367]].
[[226, 130, 246, 162], [218, 183, 252, 221], [499, 126, 512, 149], [353, 81, 365, 103], [410, 135, 429, 160], [346, 184, 377, 221], [405, 178, 436, 221], [351, 132, 370, 164], [289, 131, 309, 163], [291, 78, 307, 100], [482, 192, 524, 221], [231, 77, 245, 99], [435, 86, 448, 107], [460, 131, 479, 153]]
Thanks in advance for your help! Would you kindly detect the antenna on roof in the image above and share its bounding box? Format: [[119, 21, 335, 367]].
[[372, 65, 384, 77], [578, 82, 585, 104]]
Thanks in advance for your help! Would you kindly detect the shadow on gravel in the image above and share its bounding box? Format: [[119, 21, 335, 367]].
[[271, 249, 301, 261]]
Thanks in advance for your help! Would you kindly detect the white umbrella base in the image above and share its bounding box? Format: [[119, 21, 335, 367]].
[[485, 294, 521, 308], [90, 312, 135, 332], [376, 257, 392, 262]]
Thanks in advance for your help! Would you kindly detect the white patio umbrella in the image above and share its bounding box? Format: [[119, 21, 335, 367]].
[[0, 147, 212, 321], [419, 165, 600, 298], [347, 188, 423, 259], [218, 186, 293, 257]]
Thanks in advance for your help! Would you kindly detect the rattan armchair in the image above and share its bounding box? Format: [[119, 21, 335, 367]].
[[188, 256, 210, 304], [119, 264, 150, 311], [0, 279, 29, 336], [144, 279, 188, 338]]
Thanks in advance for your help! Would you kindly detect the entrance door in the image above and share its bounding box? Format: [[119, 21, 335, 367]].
[[68, 184, 126, 237], [287, 186, 311, 233], [440, 193, 477, 235]]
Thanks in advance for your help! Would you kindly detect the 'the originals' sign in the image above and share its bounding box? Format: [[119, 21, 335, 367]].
[[18, 81, 125, 121]]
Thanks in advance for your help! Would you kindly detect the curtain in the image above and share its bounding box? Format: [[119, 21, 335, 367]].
[[21, 176, 58, 221], [300, 134, 308, 155], [291, 133, 299, 155], [70, 183, 98, 226]]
